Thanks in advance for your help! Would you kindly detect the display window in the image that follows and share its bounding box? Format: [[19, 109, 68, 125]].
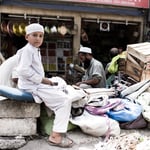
[[0, 13, 75, 74]]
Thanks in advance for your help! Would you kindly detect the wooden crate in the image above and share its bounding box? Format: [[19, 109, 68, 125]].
[[127, 42, 150, 63], [118, 58, 126, 72], [125, 42, 150, 81]]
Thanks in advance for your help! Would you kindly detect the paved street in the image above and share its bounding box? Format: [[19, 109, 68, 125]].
[[18, 128, 150, 150], [18, 128, 101, 150]]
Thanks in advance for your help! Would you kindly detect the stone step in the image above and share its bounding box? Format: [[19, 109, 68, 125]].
[[0, 100, 40, 118], [0, 118, 37, 136]]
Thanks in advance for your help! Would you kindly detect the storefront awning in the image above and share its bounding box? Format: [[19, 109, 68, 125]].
[[1, 0, 143, 16]]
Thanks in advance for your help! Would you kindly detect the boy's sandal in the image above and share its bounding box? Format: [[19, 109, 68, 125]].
[[47, 136, 74, 148]]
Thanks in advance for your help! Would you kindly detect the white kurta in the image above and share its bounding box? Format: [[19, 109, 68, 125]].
[[17, 43, 72, 133], [0, 55, 17, 87]]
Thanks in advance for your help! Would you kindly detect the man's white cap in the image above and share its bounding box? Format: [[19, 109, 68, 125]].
[[79, 47, 92, 54], [25, 23, 44, 35]]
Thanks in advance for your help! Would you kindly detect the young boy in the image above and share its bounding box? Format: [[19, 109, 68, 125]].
[[16, 23, 73, 148]]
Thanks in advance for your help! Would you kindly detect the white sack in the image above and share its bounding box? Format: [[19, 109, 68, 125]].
[[136, 92, 150, 122], [70, 110, 120, 137]]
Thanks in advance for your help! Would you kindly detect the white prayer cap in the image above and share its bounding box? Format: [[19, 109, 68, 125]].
[[25, 23, 44, 35], [79, 47, 92, 54]]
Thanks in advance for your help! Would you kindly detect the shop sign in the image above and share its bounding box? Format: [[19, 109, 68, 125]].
[[57, 0, 149, 8]]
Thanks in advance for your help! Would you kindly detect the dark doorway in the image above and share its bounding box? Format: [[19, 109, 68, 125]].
[[81, 19, 140, 67]]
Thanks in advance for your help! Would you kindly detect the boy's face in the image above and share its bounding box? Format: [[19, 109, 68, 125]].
[[25, 32, 44, 48]]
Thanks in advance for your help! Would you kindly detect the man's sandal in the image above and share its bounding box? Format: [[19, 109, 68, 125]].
[[47, 136, 74, 148]]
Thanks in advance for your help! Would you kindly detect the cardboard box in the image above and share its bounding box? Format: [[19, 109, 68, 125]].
[[125, 42, 150, 81]]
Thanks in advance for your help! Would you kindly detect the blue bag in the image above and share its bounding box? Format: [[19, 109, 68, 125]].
[[107, 99, 142, 122]]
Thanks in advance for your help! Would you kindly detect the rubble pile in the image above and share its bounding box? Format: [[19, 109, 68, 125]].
[[94, 132, 150, 150]]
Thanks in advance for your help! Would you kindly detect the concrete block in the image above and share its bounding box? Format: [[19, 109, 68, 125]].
[[0, 100, 40, 118], [0, 118, 37, 136], [0, 137, 26, 149]]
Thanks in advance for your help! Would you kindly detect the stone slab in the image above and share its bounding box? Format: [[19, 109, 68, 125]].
[[0, 118, 37, 136], [0, 100, 40, 118], [0, 137, 26, 149]]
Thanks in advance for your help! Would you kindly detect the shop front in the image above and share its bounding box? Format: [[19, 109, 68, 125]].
[[0, 0, 149, 74]]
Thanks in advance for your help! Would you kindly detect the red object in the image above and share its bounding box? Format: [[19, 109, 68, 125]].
[[61, 0, 149, 8]]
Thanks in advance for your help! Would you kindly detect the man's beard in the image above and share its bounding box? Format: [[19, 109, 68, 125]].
[[84, 59, 91, 69]]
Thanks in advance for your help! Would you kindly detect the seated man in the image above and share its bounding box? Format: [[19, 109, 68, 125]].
[[105, 47, 126, 88], [76, 47, 106, 89], [105, 47, 119, 78]]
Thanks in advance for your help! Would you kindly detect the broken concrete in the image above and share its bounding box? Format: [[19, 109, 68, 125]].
[[0, 136, 27, 149], [0, 118, 37, 136]]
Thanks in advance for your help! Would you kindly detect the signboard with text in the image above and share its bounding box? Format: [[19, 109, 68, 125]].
[[57, 0, 149, 8]]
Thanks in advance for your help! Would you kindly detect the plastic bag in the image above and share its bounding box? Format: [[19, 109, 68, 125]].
[[107, 99, 142, 122], [85, 98, 122, 115]]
